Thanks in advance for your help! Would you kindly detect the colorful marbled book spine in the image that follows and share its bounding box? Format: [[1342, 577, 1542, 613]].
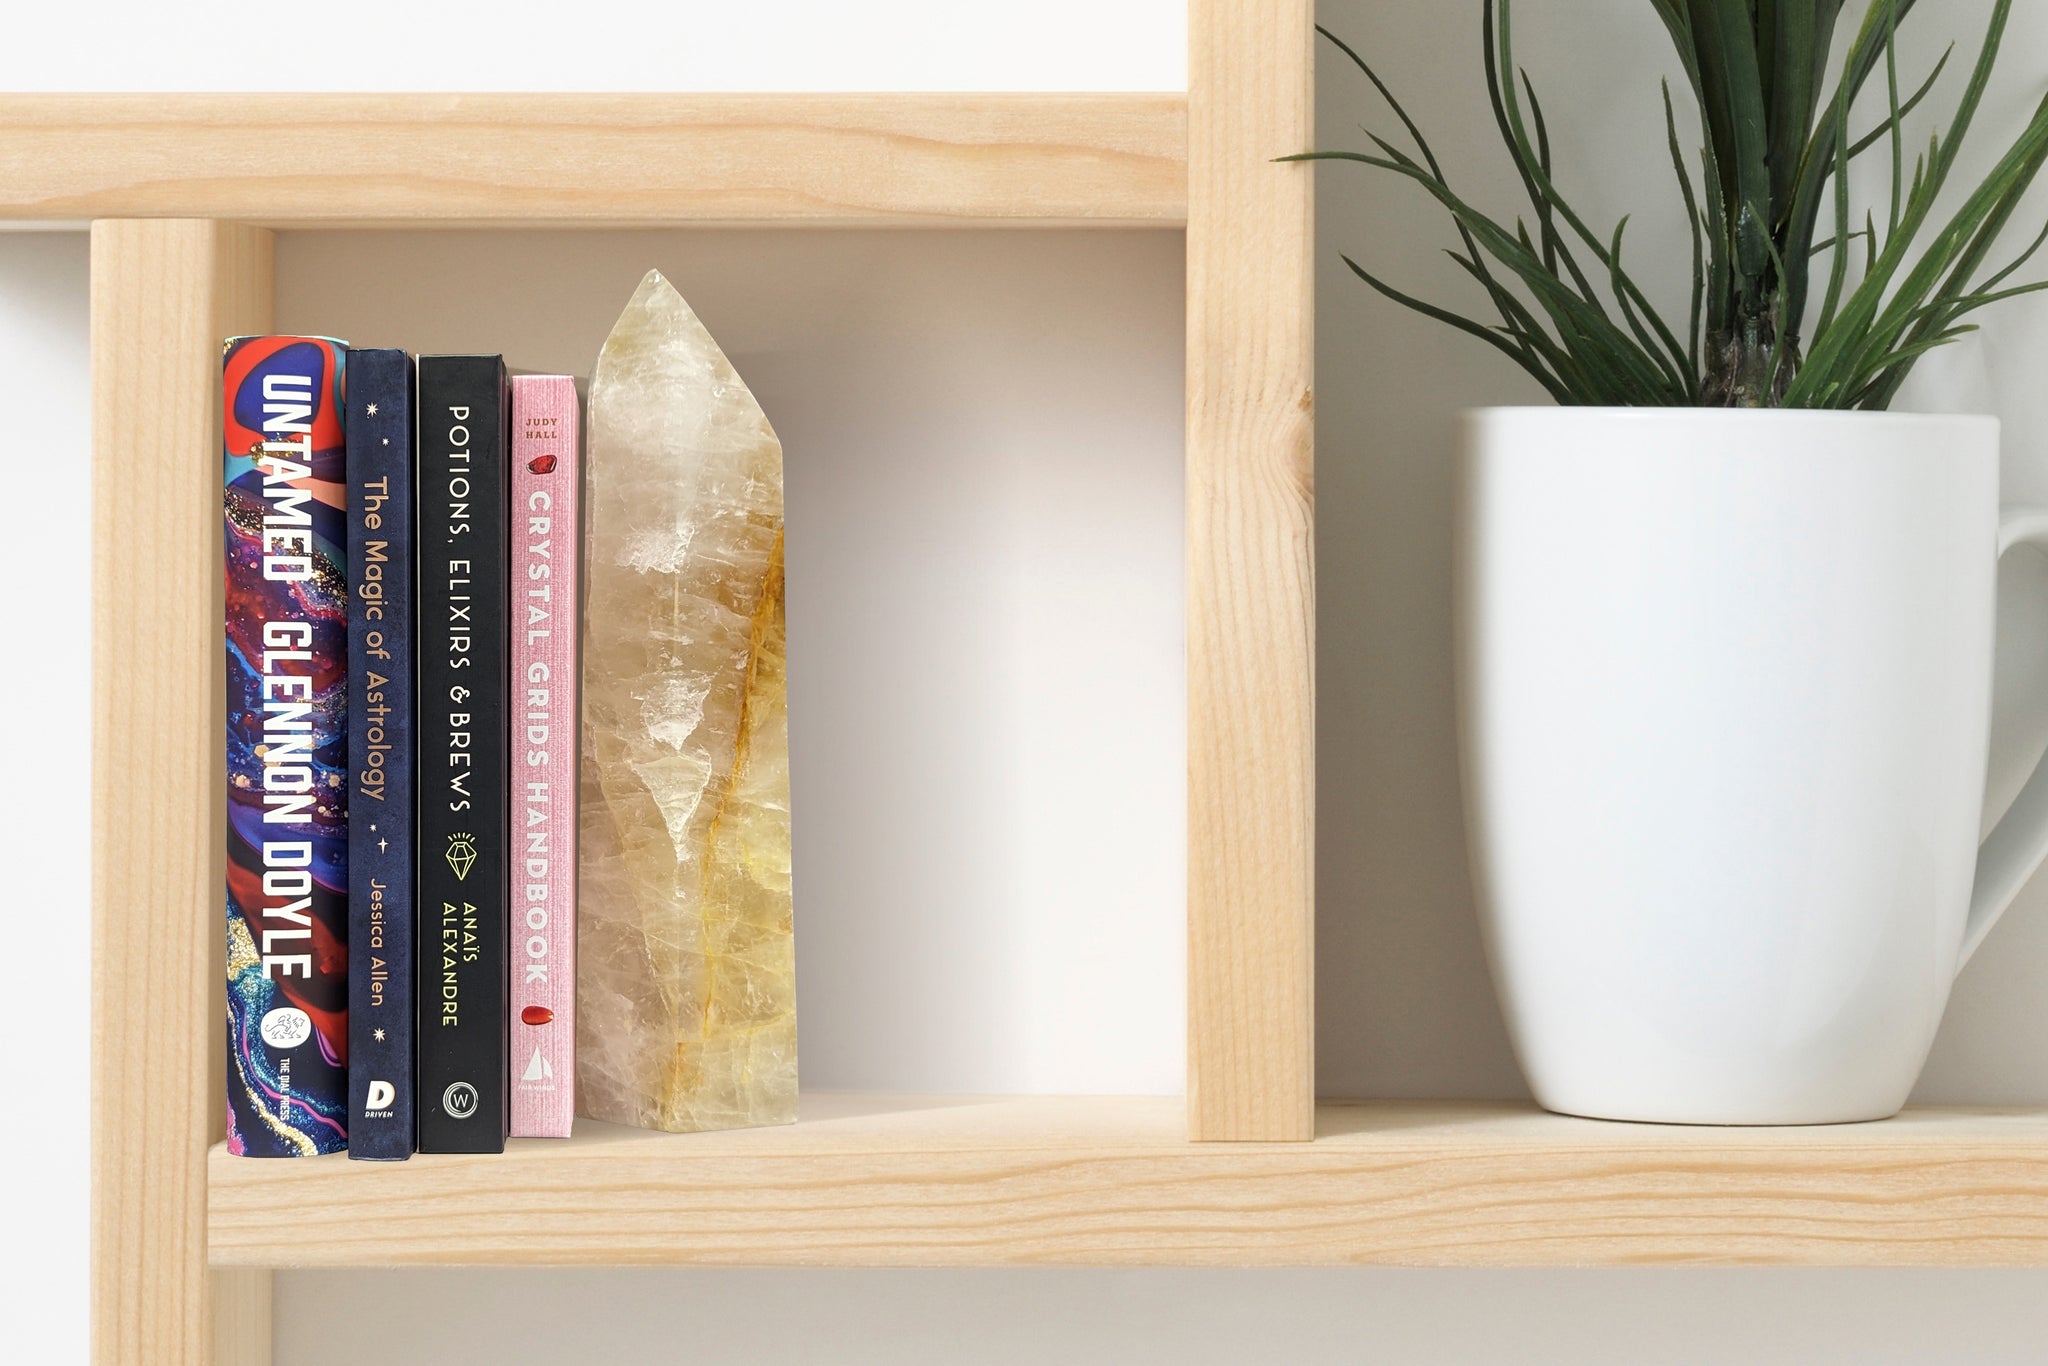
[[223, 335, 351, 1157], [509, 375, 581, 1138], [415, 355, 511, 1154], [345, 348, 416, 1159]]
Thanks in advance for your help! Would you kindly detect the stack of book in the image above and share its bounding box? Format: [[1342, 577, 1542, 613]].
[[222, 337, 581, 1159]]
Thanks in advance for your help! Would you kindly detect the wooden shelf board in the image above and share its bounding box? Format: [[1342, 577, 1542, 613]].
[[0, 93, 1187, 227], [206, 1096, 2048, 1269]]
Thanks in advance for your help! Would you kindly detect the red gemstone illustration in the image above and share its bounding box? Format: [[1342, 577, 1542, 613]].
[[521, 1005, 554, 1026], [527, 454, 558, 475]]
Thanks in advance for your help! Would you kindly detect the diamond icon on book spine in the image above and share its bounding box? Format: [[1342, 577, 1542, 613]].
[[579, 270, 797, 1134], [444, 833, 477, 881]]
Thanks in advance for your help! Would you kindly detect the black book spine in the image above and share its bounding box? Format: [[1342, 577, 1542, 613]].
[[345, 348, 417, 1160], [413, 355, 510, 1153]]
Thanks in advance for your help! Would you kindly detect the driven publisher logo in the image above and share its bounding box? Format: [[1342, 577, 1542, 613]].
[[443, 1081, 479, 1120], [364, 1080, 396, 1114]]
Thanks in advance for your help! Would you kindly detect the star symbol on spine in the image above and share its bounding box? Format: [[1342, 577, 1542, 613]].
[[373, 1028, 387, 1042], [365, 403, 379, 416], [378, 837, 389, 853]]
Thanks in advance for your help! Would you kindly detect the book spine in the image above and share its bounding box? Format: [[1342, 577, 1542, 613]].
[[222, 335, 351, 1157], [509, 376, 581, 1138], [414, 355, 511, 1153], [345, 349, 417, 1160]]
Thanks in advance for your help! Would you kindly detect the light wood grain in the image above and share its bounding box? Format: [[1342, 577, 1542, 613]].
[[1185, 1, 1317, 1140], [0, 94, 1187, 228], [92, 220, 272, 1366], [206, 1096, 2048, 1267], [210, 1272, 272, 1366]]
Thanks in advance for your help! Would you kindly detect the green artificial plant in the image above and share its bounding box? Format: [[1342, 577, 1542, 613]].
[[1298, 0, 2048, 408]]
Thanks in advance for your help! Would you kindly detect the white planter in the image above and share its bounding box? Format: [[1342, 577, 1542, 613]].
[[1456, 407, 2048, 1125]]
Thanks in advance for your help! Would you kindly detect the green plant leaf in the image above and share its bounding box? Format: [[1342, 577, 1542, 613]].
[[1845, 44, 1952, 158], [1789, 0, 2019, 405], [1769, 0, 1851, 217], [1311, 23, 1527, 343], [1483, 3, 1596, 300], [1305, 1, 2048, 410], [1781, 0, 1926, 333], [1495, 0, 1694, 377], [1339, 254, 1572, 403], [1980, 219, 2048, 294], [1885, 0, 1905, 237], [1815, 55, 1857, 340], [1610, 216, 1697, 396], [1663, 79, 1708, 379], [1686, 0, 1776, 296], [1292, 146, 1684, 403]]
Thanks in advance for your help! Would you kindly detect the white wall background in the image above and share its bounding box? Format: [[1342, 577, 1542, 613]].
[[0, 231, 93, 1363], [9, 0, 2048, 1362], [5, 2, 1186, 92]]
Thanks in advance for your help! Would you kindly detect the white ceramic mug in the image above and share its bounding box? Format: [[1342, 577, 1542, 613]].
[[1456, 408, 2048, 1125]]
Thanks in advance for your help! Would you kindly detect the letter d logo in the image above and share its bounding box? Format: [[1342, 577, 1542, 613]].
[[364, 1080, 396, 1112]]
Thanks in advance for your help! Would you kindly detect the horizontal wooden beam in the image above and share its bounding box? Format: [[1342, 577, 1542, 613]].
[[207, 1097, 2048, 1268], [0, 93, 1187, 227]]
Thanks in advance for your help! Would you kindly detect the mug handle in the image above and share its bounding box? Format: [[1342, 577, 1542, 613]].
[[1962, 507, 2048, 968]]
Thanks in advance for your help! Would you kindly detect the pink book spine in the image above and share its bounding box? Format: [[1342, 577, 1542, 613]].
[[509, 375, 580, 1137]]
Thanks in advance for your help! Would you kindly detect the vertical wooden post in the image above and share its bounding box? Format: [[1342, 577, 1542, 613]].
[[211, 1270, 273, 1366], [1185, 0, 1318, 1141], [91, 219, 274, 1366]]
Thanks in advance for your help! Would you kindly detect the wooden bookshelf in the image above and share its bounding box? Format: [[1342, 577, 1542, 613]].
[[0, 93, 1189, 228], [208, 1096, 2048, 1269], [25, 0, 2048, 1362]]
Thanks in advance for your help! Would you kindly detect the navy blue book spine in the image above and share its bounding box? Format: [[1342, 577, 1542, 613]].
[[345, 349, 417, 1159]]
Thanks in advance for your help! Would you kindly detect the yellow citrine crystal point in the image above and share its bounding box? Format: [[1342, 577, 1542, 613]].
[[578, 269, 797, 1133]]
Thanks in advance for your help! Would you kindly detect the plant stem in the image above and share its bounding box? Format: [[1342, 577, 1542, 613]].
[[1703, 305, 1799, 407]]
